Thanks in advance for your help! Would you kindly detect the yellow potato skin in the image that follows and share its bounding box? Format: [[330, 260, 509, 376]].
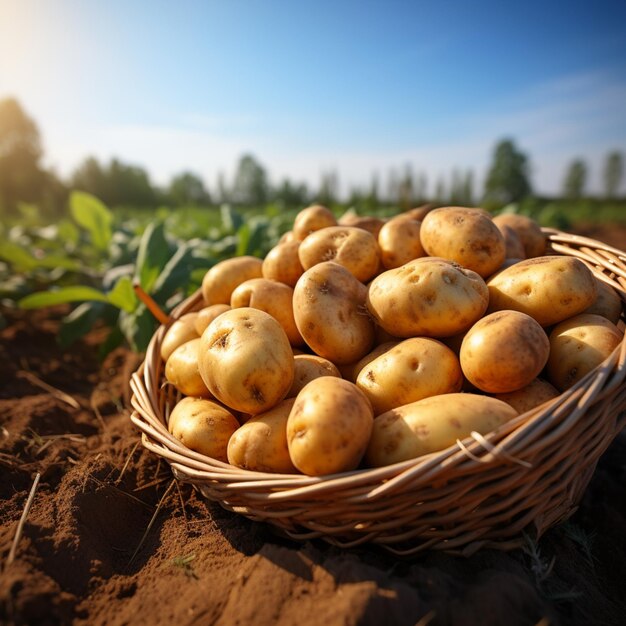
[[168, 397, 239, 462], [293, 205, 337, 241], [487, 256, 598, 326], [366, 393, 518, 467], [287, 355, 341, 398], [194, 304, 231, 335], [460, 311, 550, 393], [227, 399, 298, 473], [420, 207, 506, 278], [165, 338, 212, 397], [298, 226, 381, 282], [201, 256, 263, 305], [160, 313, 199, 362], [293, 262, 375, 364], [198, 308, 294, 414], [493, 214, 546, 258], [494, 378, 560, 414], [366, 258, 489, 338], [337, 213, 386, 238], [230, 278, 303, 347], [345, 341, 400, 383], [287, 377, 374, 476], [356, 338, 463, 415], [582, 279, 622, 324], [262, 241, 304, 288], [499, 224, 527, 259], [547, 313, 623, 391], [378, 217, 425, 269]]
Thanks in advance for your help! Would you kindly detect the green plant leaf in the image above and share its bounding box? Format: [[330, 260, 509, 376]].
[[107, 276, 138, 313], [57, 220, 80, 247], [220, 204, 243, 233], [59, 302, 106, 348], [151, 243, 193, 304], [19, 286, 109, 309], [134, 221, 171, 292], [119, 305, 156, 353], [0, 241, 37, 271], [70, 191, 113, 251]]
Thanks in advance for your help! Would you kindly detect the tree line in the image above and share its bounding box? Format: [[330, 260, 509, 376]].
[[0, 97, 623, 215]]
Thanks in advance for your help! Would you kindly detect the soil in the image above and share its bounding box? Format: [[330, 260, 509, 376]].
[[1, 227, 626, 626]]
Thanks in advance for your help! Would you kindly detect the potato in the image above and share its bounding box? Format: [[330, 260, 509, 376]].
[[366, 393, 518, 467], [582, 278, 622, 324], [227, 399, 298, 473], [168, 397, 239, 462], [198, 308, 294, 414], [547, 313, 623, 391], [460, 311, 550, 393], [397, 205, 434, 222], [230, 278, 303, 346], [366, 257, 489, 338], [345, 341, 400, 383], [487, 256, 598, 326], [165, 338, 212, 397], [378, 217, 425, 269], [287, 355, 341, 398], [493, 214, 546, 258], [298, 226, 381, 282], [160, 313, 199, 362], [356, 338, 463, 414], [195, 304, 231, 335], [262, 241, 304, 287], [499, 224, 526, 259], [494, 378, 560, 414], [201, 256, 263, 305], [420, 207, 506, 277], [293, 262, 375, 364], [337, 213, 385, 238], [287, 377, 373, 476], [293, 204, 337, 241]]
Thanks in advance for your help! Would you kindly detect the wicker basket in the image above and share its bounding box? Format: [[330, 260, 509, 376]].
[[129, 229, 626, 556]]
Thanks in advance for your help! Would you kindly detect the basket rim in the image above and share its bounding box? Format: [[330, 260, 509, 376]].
[[129, 227, 626, 490]]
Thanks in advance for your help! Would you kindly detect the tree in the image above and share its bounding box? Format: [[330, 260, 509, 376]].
[[231, 154, 268, 206], [603, 151, 623, 199], [0, 98, 45, 212], [434, 178, 446, 204], [462, 170, 474, 206], [71, 156, 108, 201], [318, 169, 340, 207], [398, 164, 414, 209], [562, 159, 587, 199], [272, 178, 309, 208], [71, 156, 156, 207], [168, 171, 211, 206], [484, 138, 532, 205]]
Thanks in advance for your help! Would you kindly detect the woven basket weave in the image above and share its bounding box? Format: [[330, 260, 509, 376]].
[[129, 229, 626, 556]]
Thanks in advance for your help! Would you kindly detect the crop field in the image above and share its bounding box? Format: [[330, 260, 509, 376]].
[[1, 196, 626, 626]]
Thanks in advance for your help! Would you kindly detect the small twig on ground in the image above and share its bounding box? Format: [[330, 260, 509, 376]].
[[116, 441, 140, 485], [16, 370, 80, 409], [133, 474, 171, 492], [6, 472, 41, 568], [175, 481, 188, 529], [128, 479, 176, 568], [85, 473, 152, 510], [90, 396, 108, 431]]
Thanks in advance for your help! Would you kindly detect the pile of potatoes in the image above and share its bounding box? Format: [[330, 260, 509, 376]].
[[162, 205, 624, 476]]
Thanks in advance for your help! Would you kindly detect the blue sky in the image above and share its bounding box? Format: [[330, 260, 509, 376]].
[[1, 0, 625, 197]]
